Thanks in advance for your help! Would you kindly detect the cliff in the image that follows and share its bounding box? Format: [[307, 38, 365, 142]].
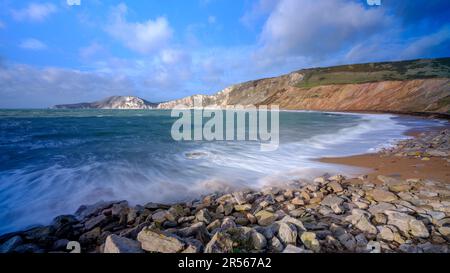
[[158, 58, 450, 114], [53, 96, 157, 110], [53, 58, 450, 114]]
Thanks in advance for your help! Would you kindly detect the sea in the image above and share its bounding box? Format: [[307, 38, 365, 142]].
[[0, 109, 445, 234]]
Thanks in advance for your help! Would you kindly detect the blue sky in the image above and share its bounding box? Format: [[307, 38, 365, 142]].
[[0, 0, 449, 108]]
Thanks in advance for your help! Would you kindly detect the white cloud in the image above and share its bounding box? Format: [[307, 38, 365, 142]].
[[240, 0, 278, 27], [401, 25, 450, 59], [19, 38, 47, 50], [67, 0, 81, 6], [106, 3, 173, 54], [12, 2, 57, 22], [256, 0, 388, 63], [0, 63, 136, 108], [79, 42, 105, 60]]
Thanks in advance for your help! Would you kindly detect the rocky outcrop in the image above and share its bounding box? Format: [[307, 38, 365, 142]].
[[53, 96, 157, 109]]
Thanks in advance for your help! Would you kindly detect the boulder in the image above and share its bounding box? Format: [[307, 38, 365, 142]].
[[221, 217, 237, 230], [151, 210, 168, 223], [283, 244, 312, 253], [0, 236, 23, 253], [255, 210, 277, 226], [300, 232, 320, 252], [251, 231, 267, 250], [291, 197, 305, 206], [385, 210, 429, 238], [328, 181, 343, 193], [51, 215, 79, 238], [137, 228, 185, 253], [232, 192, 246, 205], [321, 195, 344, 208], [367, 189, 398, 202], [104, 234, 143, 253], [204, 232, 234, 253], [277, 223, 297, 245], [207, 219, 221, 232], [79, 227, 101, 246], [234, 204, 252, 212], [368, 202, 396, 215], [345, 209, 377, 235], [195, 209, 213, 224], [338, 233, 356, 251], [75, 201, 116, 219], [377, 226, 395, 241], [177, 222, 210, 244], [279, 216, 306, 232], [366, 241, 381, 253], [270, 237, 284, 252], [84, 214, 108, 230]]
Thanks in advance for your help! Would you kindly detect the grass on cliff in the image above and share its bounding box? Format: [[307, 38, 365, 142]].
[[295, 57, 450, 88]]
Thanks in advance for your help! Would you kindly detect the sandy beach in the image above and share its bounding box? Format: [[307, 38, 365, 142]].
[[321, 126, 450, 184]]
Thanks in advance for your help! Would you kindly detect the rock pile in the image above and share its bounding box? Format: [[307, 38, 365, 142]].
[[381, 129, 450, 159], [0, 173, 448, 253]]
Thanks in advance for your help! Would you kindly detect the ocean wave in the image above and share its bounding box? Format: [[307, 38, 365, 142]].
[[0, 110, 443, 234]]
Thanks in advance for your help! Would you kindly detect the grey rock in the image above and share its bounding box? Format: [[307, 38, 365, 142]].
[[283, 244, 312, 253], [221, 217, 237, 230], [277, 223, 297, 245], [104, 234, 143, 253], [75, 201, 117, 219], [0, 236, 23, 253], [321, 195, 344, 208], [84, 214, 108, 230], [137, 228, 185, 253], [13, 243, 43, 253], [366, 241, 381, 253], [255, 210, 277, 226], [204, 232, 233, 253], [177, 222, 210, 244], [251, 231, 267, 250], [368, 202, 396, 215], [385, 210, 429, 238], [300, 232, 321, 252], [338, 233, 356, 251], [279, 216, 306, 232], [270, 237, 284, 252], [195, 209, 212, 224]]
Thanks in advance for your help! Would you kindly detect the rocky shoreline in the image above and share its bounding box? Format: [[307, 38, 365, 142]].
[[0, 129, 449, 254]]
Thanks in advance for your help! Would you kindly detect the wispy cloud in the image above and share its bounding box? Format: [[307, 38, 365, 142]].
[[11, 2, 57, 22], [19, 38, 47, 50]]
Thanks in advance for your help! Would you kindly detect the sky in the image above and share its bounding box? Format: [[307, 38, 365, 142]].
[[0, 0, 449, 108]]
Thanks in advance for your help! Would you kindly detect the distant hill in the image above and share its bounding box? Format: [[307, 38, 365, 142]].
[[53, 96, 158, 109], [158, 57, 450, 114]]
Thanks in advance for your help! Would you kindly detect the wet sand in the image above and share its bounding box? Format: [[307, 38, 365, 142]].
[[321, 154, 450, 184], [320, 125, 450, 185]]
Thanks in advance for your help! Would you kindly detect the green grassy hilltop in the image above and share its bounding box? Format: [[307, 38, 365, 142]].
[[296, 57, 450, 88]]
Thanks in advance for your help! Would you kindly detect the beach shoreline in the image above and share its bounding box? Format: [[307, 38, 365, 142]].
[[0, 117, 449, 254], [320, 125, 450, 184]]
